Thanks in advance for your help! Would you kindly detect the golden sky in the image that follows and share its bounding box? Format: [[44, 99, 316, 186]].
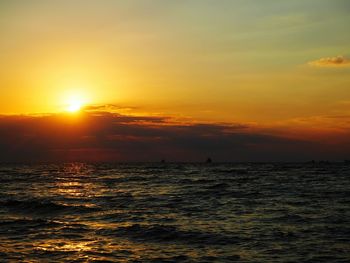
[[0, 1, 350, 160]]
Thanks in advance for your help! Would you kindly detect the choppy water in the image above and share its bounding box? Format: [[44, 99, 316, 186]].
[[0, 163, 349, 262]]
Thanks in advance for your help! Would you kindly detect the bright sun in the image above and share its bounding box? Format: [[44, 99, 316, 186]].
[[65, 95, 85, 113], [62, 89, 89, 113], [67, 101, 83, 112]]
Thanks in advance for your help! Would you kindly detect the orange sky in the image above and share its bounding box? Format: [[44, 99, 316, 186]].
[[0, 1, 349, 161]]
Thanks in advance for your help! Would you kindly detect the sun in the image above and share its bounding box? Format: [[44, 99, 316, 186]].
[[67, 101, 83, 112], [62, 88, 90, 113], [65, 95, 86, 113]]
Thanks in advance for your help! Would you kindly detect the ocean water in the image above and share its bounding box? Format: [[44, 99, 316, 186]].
[[0, 163, 349, 262]]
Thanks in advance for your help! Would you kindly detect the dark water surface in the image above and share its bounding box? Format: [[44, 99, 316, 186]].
[[0, 163, 349, 262]]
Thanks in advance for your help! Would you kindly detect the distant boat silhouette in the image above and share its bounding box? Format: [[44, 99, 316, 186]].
[[161, 159, 166, 163], [206, 158, 212, 163]]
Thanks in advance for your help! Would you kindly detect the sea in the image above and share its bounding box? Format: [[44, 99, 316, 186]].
[[0, 163, 349, 262]]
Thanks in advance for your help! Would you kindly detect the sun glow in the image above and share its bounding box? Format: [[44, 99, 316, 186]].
[[64, 92, 87, 113], [67, 101, 83, 112]]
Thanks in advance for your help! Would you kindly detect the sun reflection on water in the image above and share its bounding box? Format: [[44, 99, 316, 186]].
[[53, 163, 99, 198], [36, 240, 92, 252], [34, 238, 156, 262]]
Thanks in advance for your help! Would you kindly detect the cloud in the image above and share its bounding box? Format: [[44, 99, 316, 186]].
[[0, 110, 348, 162], [308, 55, 350, 67], [83, 104, 138, 113]]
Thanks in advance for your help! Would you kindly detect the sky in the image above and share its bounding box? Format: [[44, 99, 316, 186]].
[[0, 0, 349, 161]]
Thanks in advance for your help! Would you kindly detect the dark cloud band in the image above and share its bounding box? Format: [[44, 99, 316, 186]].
[[0, 111, 347, 162]]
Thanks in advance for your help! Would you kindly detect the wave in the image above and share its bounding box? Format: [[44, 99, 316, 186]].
[[206, 182, 231, 190], [98, 224, 240, 245], [0, 218, 60, 228], [0, 199, 100, 216], [210, 167, 249, 174], [0, 218, 61, 236]]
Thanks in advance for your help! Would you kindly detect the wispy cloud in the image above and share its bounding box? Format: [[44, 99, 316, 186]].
[[308, 55, 350, 67], [83, 104, 138, 112]]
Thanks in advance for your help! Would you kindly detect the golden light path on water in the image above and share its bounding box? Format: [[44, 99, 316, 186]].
[[33, 163, 148, 261], [30, 163, 224, 261]]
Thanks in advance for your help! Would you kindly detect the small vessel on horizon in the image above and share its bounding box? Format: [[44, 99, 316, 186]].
[[206, 158, 212, 163]]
